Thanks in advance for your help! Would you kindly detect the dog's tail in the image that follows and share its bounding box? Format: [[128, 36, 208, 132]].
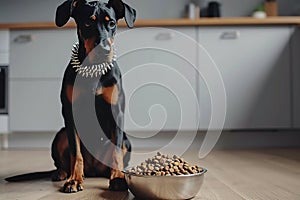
[[5, 170, 56, 182]]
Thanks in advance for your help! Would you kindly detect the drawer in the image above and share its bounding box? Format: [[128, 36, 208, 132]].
[[115, 27, 199, 131], [0, 30, 9, 53], [0, 52, 8, 65], [116, 27, 197, 66], [197, 26, 292, 129], [10, 29, 77, 79], [0, 115, 8, 133]]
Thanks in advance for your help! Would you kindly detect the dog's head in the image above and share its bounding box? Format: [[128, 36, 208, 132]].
[[55, 0, 136, 63]]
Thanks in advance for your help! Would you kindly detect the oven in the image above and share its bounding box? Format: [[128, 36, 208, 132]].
[[0, 66, 8, 114]]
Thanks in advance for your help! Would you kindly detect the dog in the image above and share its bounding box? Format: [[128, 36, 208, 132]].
[[5, 0, 136, 193]]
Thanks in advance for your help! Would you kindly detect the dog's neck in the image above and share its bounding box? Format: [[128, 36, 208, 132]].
[[71, 42, 116, 78]]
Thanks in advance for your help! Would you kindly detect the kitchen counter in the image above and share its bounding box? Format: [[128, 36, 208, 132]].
[[1, 17, 300, 29]]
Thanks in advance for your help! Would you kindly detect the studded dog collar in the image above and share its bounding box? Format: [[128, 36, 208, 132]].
[[71, 43, 116, 78]]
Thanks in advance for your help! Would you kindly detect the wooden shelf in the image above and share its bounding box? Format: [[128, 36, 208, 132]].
[[1, 17, 300, 30]]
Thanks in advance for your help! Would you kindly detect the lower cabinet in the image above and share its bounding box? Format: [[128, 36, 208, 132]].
[[292, 27, 300, 128], [116, 27, 199, 131], [9, 29, 75, 132], [7, 26, 297, 132], [198, 26, 293, 130], [9, 80, 63, 132]]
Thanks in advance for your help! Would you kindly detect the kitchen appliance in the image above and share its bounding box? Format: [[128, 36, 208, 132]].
[[0, 66, 8, 114], [207, 1, 221, 17], [265, 0, 278, 16]]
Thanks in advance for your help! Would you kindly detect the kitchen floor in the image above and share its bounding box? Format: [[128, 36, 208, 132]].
[[1, 148, 300, 200]]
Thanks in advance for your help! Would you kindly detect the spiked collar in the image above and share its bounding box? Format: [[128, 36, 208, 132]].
[[71, 43, 116, 78]]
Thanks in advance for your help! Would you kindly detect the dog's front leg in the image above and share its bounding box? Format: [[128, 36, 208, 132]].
[[63, 129, 84, 193], [62, 86, 84, 193], [109, 108, 128, 191], [100, 84, 128, 191], [109, 106, 129, 190]]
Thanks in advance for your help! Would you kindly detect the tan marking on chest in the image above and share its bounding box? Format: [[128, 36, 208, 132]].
[[95, 84, 119, 105], [66, 85, 81, 103]]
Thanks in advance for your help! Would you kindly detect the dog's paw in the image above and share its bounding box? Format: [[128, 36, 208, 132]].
[[62, 180, 84, 193], [109, 178, 128, 191]]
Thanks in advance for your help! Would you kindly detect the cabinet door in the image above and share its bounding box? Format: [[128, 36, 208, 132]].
[[116, 27, 199, 131], [198, 27, 292, 129], [10, 29, 77, 79], [0, 115, 8, 133], [292, 27, 300, 128], [0, 29, 9, 65], [9, 80, 63, 132]]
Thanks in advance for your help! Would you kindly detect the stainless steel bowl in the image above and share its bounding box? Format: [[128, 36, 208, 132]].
[[123, 167, 207, 200]]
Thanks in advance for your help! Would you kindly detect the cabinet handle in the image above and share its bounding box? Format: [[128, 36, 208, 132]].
[[155, 32, 174, 41], [13, 35, 33, 43], [220, 31, 240, 40]]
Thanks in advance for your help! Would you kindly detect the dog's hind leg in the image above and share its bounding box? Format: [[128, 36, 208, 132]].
[[51, 128, 70, 181]]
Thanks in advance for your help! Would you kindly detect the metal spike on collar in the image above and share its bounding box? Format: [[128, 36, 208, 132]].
[[70, 42, 115, 78]]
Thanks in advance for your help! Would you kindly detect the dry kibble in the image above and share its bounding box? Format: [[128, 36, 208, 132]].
[[126, 152, 203, 176], [156, 172, 161, 176], [159, 158, 165, 164], [164, 166, 169, 171]]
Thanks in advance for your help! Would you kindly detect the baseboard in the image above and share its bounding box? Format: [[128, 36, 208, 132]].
[[1, 132, 56, 149], [2, 130, 300, 150]]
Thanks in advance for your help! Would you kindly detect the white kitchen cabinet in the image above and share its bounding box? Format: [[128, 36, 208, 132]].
[[0, 29, 9, 137], [198, 26, 292, 129], [10, 29, 77, 79], [292, 27, 300, 128], [9, 27, 199, 132], [7, 25, 296, 132], [9, 29, 76, 132], [115, 27, 199, 131], [0, 29, 9, 65], [9, 80, 63, 132], [0, 115, 8, 133]]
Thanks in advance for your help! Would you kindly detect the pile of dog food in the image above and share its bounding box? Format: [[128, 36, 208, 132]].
[[126, 152, 204, 176]]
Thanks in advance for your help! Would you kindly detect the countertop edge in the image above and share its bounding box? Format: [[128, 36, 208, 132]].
[[1, 17, 300, 30]]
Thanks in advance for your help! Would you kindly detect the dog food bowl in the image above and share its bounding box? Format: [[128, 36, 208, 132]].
[[123, 167, 207, 200]]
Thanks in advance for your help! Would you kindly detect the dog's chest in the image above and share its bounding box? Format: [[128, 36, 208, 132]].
[[73, 76, 102, 96]]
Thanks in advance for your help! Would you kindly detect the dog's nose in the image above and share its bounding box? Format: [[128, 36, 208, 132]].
[[99, 39, 111, 51]]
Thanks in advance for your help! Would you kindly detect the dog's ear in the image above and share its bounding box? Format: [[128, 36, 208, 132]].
[[55, 0, 86, 27], [55, 0, 72, 27], [107, 0, 136, 28], [123, 3, 137, 28]]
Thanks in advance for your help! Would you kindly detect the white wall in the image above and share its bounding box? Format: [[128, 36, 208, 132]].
[[0, 0, 299, 23]]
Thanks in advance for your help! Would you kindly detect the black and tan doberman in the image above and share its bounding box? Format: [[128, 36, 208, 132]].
[[5, 0, 136, 193]]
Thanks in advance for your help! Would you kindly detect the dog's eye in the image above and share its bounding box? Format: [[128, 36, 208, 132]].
[[84, 22, 92, 27], [85, 20, 94, 27], [108, 20, 116, 29], [85, 22, 92, 27]]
